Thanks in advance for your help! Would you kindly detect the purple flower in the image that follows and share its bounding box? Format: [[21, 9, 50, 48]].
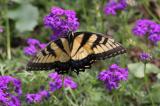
[[148, 34, 160, 44], [23, 45, 37, 56], [26, 94, 42, 104], [132, 19, 160, 44], [140, 52, 151, 61], [0, 76, 22, 96], [132, 19, 150, 36], [0, 76, 22, 106], [104, 0, 127, 15], [7, 96, 21, 106], [26, 90, 50, 104], [27, 38, 40, 46], [0, 26, 3, 33], [49, 80, 62, 92], [23, 38, 47, 56], [39, 43, 47, 49], [0, 89, 8, 103], [64, 77, 77, 89], [98, 64, 128, 91], [39, 90, 50, 99], [44, 7, 79, 40], [149, 23, 160, 34], [48, 72, 78, 92], [48, 72, 60, 80]]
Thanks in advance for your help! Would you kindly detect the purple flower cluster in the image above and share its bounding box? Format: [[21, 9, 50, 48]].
[[44, 7, 79, 40], [26, 90, 50, 104], [0, 76, 22, 106], [98, 64, 128, 91], [132, 19, 160, 44], [49, 72, 77, 92], [23, 38, 47, 56], [104, 0, 127, 15], [140, 52, 151, 61], [25, 72, 77, 104]]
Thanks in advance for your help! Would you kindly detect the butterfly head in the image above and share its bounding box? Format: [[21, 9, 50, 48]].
[[67, 30, 74, 42]]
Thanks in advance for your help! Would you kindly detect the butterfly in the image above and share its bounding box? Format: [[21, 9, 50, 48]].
[[26, 31, 126, 74]]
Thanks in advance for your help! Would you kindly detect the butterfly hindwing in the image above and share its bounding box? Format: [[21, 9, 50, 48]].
[[91, 34, 126, 59], [70, 32, 126, 72], [27, 38, 71, 72]]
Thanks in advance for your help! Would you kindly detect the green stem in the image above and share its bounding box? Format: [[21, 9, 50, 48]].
[[65, 94, 78, 106], [113, 91, 120, 106], [35, 103, 40, 106], [4, 0, 11, 60], [69, 88, 78, 105], [61, 76, 77, 106], [62, 75, 65, 96], [143, 2, 160, 23], [144, 63, 155, 106], [82, 0, 88, 30], [101, 0, 105, 33]]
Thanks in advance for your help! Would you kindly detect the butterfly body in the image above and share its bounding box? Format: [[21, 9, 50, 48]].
[[27, 32, 126, 74]]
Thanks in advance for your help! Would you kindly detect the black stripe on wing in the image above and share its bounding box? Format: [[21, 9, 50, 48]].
[[70, 32, 126, 74], [27, 61, 71, 74], [91, 35, 102, 48], [71, 46, 126, 73], [54, 39, 68, 55], [26, 37, 71, 74]]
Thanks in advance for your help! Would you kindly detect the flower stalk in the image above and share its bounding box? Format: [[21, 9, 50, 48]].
[[4, 0, 11, 60], [143, 63, 155, 106]]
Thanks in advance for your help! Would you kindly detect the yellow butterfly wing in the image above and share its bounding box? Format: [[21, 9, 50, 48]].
[[70, 32, 126, 72], [27, 38, 71, 73]]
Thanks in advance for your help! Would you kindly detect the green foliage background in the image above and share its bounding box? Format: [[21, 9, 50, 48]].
[[0, 0, 160, 106]]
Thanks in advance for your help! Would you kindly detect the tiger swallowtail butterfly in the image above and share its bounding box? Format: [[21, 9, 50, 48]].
[[27, 31, 126, 74]]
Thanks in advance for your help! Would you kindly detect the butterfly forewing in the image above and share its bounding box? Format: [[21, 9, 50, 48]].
[[27, 38, 71, 72], [70, 32, 126, 72]]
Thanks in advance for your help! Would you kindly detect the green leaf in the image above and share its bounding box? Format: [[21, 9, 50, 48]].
[[128, 62, 144, 78], [8, 3, 39, 32], [157, 73, 160, 79], [128, 62, 160, 78], [148, 83, 160, 103], [11, 0, 27, 4], [146, 63, 160, 73]]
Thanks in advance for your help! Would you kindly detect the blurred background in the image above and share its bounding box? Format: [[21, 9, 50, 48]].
[[0, 0, 160, 106]]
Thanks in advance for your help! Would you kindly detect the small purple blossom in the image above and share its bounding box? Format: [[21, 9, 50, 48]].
[[132, 19, 151, 36], [26, 94, 42, 104], [44, 7, 79, 40], [39, 43, 47, 48], [0, 76, 22, 106], [148, 34, 160, 44], [23, 38, 47, 56], [104, 0, 127, 15], [64, 77, 77, 89], [27, 38, 40, 45], [48, 72, 60, 80], [7, 96, 21, 106], [132, 19, 160, 44], [98, 64, 128, 91], [48, 72, 78, 92], [38, 90, 50, 99], [0, 76, 22, 96], [140, 52, 151, 61], [26, 90, 50, 104], [49, 80, 62, 92], [0, 26, 3, 33], [24, 45, 37, 56]]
